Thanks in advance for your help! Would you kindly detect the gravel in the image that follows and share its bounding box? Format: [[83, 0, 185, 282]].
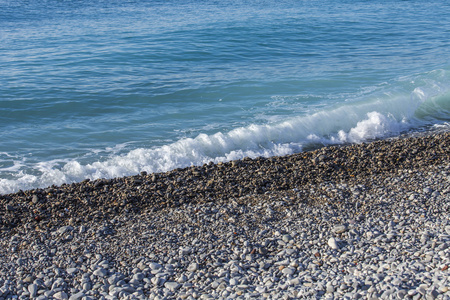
[[0, 131, 449, 299]]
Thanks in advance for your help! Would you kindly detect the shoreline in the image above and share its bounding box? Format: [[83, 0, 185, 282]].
[[1, 131, 448, 232], [0, 131, 448, 299]]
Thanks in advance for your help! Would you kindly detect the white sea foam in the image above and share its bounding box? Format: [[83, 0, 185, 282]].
[[0, 70, 449, 194]]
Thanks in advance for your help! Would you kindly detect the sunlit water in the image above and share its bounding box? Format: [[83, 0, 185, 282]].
[[1, 0, 449, 194]]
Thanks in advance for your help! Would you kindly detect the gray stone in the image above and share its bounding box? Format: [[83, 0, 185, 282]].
[[423, 187, 433, 194], [187, 262, 199, 272], [426, 289, 439, 300], [397, 290, 407, 299], [82, 282, 91, 290], [28, 284, 38, 298], [132, 273, 144, 281], [164, 282, 180, 292], [53, 291, 68, 300], [281, 267, 296, 276], [328, 237, 340, 249], [149, 263, 162, 270], [93, 268, 108, 277], [151, 277, 164, 286], [230, 278, 238, 286], [332, 225, 348, 234], [177, 274, 188, 283], [68, 292, 85, 300], [180, 247, 192, 256], [282, 234, 293, 242], [66, 268, 78, 275], [58, 226, 74, 234]]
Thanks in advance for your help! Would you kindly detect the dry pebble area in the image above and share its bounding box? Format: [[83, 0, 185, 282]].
[[0, 132, 449, 300]]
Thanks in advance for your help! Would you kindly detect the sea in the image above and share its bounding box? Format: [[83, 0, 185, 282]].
[[1, 0, 449, 195]]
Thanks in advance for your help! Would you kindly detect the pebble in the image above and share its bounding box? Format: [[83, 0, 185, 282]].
[[93, 268, 108, 277], [164, 282, 181, 292], [68, 291, 85, 300], [187, 263, 199, 272], [57, 225, 73, 234], [32, 195, 39, 204], [281, 267, 296, 276], [53, 291, 68, 300], [28, 283, 38, 298], [332, 225, 347, 234], [66, 267, 78, 275], [149, 262, 162, 270], [328, 237, 340, 249]]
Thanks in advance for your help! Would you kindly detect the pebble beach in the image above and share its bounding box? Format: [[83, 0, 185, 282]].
[[0, 131, 449, 300]]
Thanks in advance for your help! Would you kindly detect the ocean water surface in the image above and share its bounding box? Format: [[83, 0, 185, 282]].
[[1, 0, 450, 194]]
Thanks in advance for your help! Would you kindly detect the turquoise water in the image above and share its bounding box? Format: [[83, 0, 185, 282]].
[[1, 0, 450, 194]]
